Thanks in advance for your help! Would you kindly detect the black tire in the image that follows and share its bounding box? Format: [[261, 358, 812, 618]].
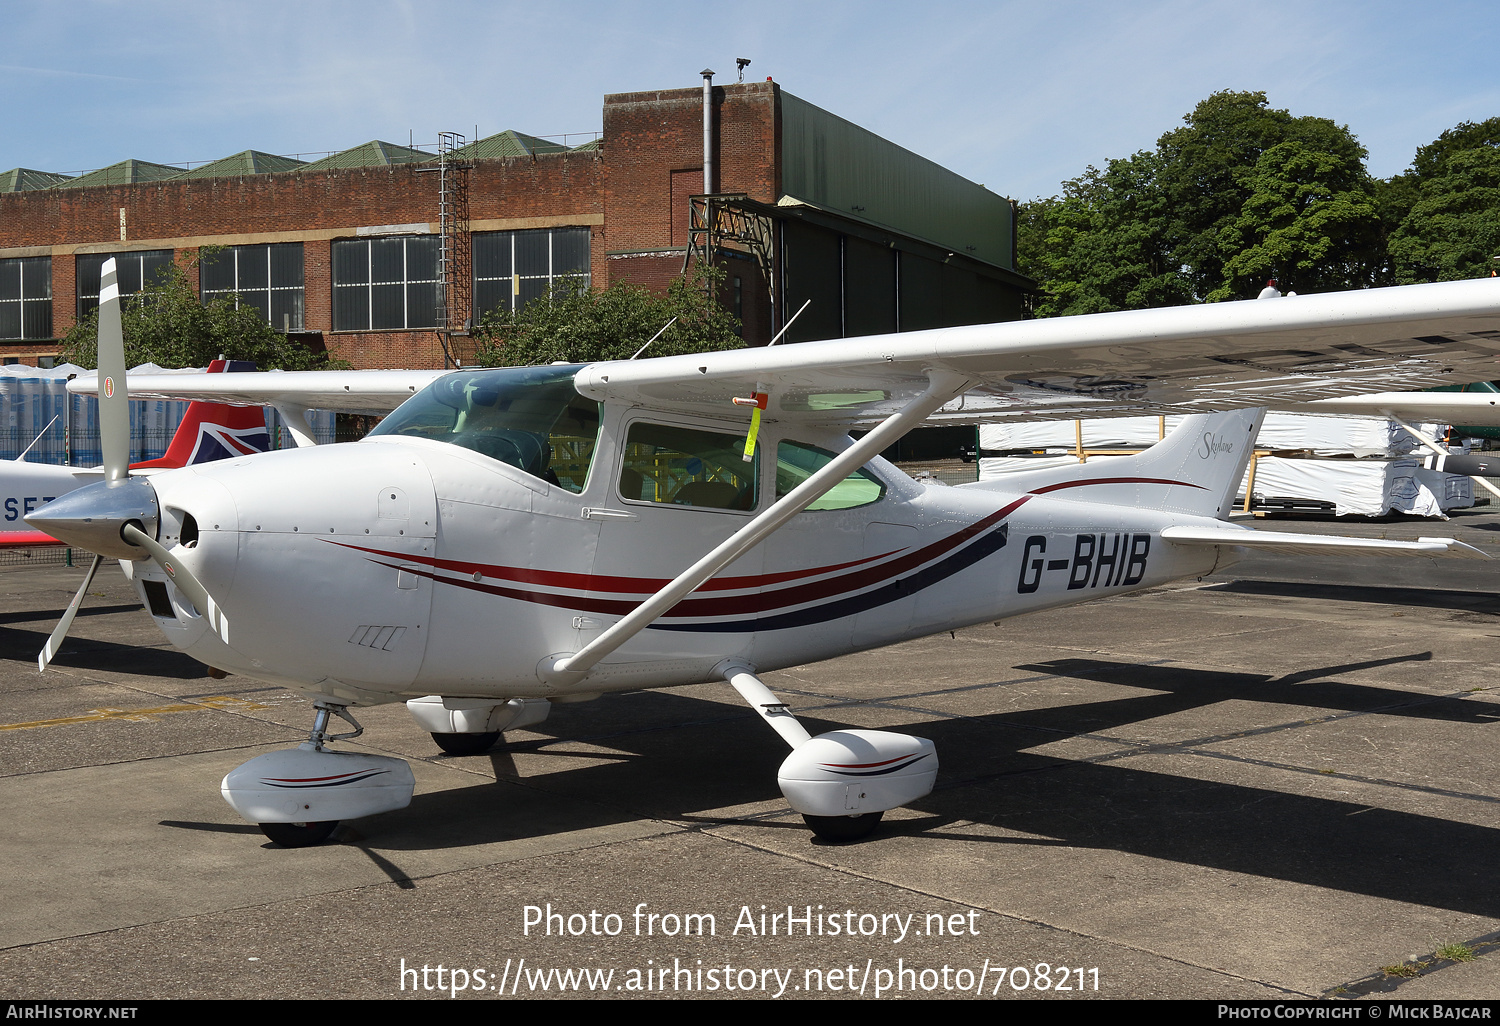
[[259, 820, 338, 848], [431, 731, 500, 756], [803, 811, 884, 842]]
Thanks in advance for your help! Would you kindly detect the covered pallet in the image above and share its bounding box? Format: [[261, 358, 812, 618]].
[[980, 413, 1444, 458], [1246, 457, 1472, 517]]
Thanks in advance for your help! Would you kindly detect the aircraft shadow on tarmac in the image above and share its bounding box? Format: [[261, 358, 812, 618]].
[[0, 620, 213, 679], [1208, 579, 1500, 614], [145, 661, 1500, 921]]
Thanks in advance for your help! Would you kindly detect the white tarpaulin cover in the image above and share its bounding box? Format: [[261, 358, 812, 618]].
[[1, 364, 334, 463], [979, 413, 1445, 457], [1246, 456, 1472, 518]]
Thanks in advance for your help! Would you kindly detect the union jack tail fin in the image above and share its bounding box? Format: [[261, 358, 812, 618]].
[[130, 360, 270, 470]]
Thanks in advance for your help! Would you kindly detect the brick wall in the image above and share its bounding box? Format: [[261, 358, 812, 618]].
[[602, 81, 778, 265], [0, 154, 604, 367]]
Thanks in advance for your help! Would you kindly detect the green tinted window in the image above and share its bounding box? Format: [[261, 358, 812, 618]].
[[776, 440, 885, 510]]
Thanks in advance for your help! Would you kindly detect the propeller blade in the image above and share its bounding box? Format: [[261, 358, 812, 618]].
[[120, 523, 229, 644], [96, 257, 130, 483], [38, 553, 104, 671]]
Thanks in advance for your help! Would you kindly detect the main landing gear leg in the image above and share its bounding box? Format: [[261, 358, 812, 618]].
[[220, 701, 416, 848], [717, 661, 939, 844]]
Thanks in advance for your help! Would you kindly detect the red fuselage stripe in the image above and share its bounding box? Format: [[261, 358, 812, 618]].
[[337, 494, 1031, 620], [1027, 477, 1207, 495]]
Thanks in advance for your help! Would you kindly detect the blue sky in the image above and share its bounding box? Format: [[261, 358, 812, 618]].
[[5, 0, 1498, 201]]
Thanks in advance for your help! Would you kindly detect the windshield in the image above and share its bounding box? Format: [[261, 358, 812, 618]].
[[368, 365, 601, 492]]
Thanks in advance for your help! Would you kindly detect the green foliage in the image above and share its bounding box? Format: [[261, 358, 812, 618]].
[[1435, 942, 1477, 963], [471, 264, 743, 366], [1388, 141, 1500, 284], [1210, 140, 1381, 301], [60, 255, 341, 370], [1018, 152, 1193, 317], [1156, 91, 1371, 300], [1021, 90, 1382, 313]]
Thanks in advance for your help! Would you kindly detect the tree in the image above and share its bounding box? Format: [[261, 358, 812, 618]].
[[472, 263, 743, 366], [1384, 118, 1500, 284], [1018, 152, 1192, 318], [1020, 90, 1382, 314], [1210, 139, 1382, 301], [1157, 90, 1373, 300], [60, 254, 341, 370], [1388, 146, 1500, 283]]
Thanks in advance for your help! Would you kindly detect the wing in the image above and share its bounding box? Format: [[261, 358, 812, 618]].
[[66, 280, 1500, 430], [65, 369, 451, 415], [574, 279, 1500, 428]]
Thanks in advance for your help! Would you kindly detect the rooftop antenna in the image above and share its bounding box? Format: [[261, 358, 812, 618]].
[[736, 58, 751, 83]]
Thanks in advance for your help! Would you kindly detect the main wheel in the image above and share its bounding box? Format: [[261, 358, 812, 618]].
[[259, 820, 338, 847], [431, 731, 501, 756], [803, 811, 884, 842]]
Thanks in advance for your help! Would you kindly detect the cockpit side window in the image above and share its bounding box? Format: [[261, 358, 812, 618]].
[[368, 365, 600, 493], [619, 422, 759, 511], [775, 440, 886, 510]]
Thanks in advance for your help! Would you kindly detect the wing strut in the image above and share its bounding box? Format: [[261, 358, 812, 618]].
[[1386, 413, 1500, 505], [542, 371, 972, 683]]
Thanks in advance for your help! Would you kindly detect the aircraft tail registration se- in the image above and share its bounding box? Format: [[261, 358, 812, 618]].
[[24, 257, 1500, 845]]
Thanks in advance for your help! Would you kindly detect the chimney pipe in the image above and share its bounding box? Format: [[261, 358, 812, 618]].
[[701, 68, 714, 195]]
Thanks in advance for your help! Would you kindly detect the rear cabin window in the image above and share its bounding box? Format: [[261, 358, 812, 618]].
[[619, 422, 759, 511], [775, 440, 886, 510]]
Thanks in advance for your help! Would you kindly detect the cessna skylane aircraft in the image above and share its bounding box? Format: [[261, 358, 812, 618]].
[[2, 359, 269, 549], [25, 257, 1500, 846]]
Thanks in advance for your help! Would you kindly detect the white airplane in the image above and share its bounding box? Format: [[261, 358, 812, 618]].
[[2, 359, 270, 548], [26, 256, 1500, 848]]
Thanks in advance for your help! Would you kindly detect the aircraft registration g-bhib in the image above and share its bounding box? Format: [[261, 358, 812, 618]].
[[27, 257, 1500, 846]]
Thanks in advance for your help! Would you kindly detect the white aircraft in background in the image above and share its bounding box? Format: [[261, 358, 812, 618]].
[[2, 360, 269, 548], [26, 257, 1500, 847]]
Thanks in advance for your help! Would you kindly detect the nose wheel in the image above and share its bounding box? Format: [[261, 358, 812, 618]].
[[430, 731, 500, 756], [259, 820, 338, 848], [803, 811, 884, 842]]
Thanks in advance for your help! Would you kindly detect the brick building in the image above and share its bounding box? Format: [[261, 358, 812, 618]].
[[0, 79, 1029, 370]]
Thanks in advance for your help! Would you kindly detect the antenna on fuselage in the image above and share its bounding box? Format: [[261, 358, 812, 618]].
[[629, 316, 679, 360], [13, 415, 59, 462], [767, 299, 811, 346]]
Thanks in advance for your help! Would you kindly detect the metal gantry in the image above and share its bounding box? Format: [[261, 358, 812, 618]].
[[682, 193, 777, 321]]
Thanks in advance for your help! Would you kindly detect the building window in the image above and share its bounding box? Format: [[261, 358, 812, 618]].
[[201, 244, 305, 331], [473, 227, 590, 316], [76, 251, 174, 319], [332, 236, 440, 331], [0, 257, 52, 340]]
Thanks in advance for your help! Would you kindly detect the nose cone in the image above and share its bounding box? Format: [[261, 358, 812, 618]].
[[25, 476, 160, 560]]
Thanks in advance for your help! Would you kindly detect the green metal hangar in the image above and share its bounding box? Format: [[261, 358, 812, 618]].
[[0, 77, 1029, 369]]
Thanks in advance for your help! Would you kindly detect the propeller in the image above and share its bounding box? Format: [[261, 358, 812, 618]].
[[27, 257, 229, 668]]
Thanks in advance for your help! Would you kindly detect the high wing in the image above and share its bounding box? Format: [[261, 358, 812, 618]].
[[70, 279, 1500, 427], [575, 279, 1500, 427]]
